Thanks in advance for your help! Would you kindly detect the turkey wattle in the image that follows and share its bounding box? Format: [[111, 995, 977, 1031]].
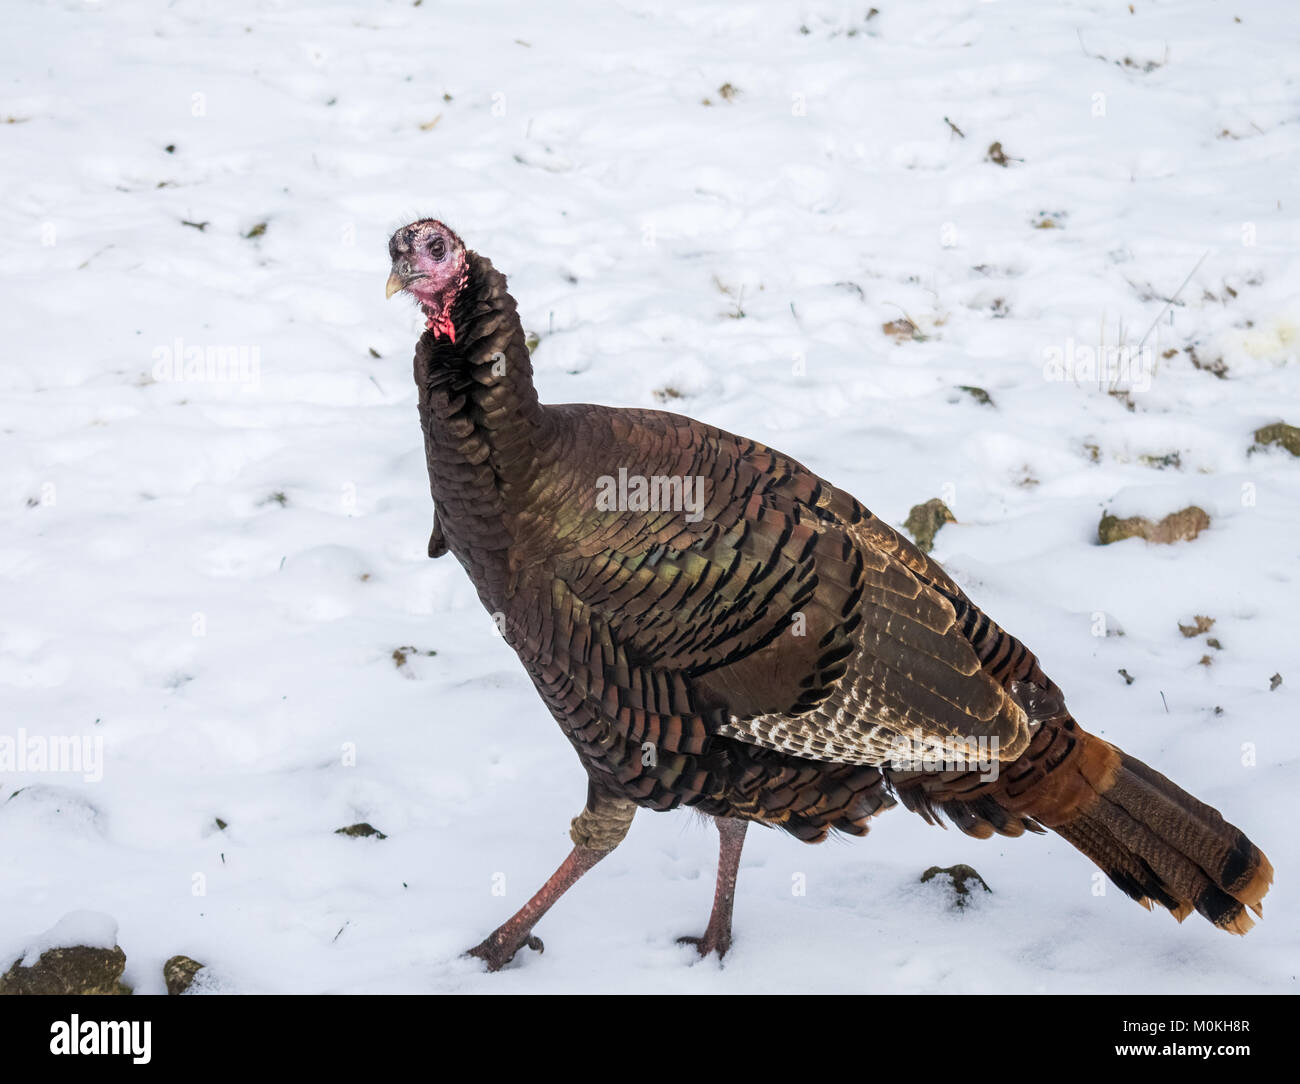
[[385, 218, 1272, 971]]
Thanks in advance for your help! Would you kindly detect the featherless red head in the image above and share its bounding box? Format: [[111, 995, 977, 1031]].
[[386, 219, 469, 341]]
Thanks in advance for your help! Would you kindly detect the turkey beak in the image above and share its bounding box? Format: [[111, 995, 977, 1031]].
[[385, 270, 406, 300]]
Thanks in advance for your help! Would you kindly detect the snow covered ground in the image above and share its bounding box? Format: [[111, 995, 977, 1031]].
[[2, 0, 1297, 994]]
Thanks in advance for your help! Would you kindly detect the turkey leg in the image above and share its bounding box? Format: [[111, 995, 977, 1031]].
[[679, 816, 748, 959], [465, 789, 636, 971]]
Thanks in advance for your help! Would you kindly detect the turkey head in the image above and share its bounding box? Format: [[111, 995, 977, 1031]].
[[385, 219, 469, 342]]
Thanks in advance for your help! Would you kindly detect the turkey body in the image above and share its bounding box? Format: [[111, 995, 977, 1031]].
[[404, 243, 1271, 965]]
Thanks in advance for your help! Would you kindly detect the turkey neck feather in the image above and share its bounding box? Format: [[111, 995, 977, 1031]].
[[413, 253, 555, 584]]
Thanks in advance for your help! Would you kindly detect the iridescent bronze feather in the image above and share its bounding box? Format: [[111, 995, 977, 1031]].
[[387, 221, 1272, 970]]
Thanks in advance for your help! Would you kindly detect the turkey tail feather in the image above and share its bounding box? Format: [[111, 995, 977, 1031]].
[[1052, 734, 1272, 933], [892, 718, 1273, 933]]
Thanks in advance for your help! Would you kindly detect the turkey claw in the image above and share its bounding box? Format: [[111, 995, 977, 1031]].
[[677, 933, 730, 961], [465, 932, 544, 972]]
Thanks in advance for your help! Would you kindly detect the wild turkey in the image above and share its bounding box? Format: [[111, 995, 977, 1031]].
[[385, 219, 1272, 970]]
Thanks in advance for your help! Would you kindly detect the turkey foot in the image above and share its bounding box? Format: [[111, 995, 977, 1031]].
[[676, 929, 732, 959], [679, 817, 748, 960], [462, 844, 610, 972], [465, 930, 545, 972]]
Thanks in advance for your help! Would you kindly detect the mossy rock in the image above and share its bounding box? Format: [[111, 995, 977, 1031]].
[[1254, 422, 1300, 457], [335, 822, 387, 839], [904, 498, 956, 553], [956, 385, 994, 407], [1098, 506, 1209, 545], [0, 946, 130, 995], [920, 864, 991, 908], [163, 955, 205, 995]]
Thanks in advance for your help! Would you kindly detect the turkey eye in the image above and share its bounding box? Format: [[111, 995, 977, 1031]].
[[429, 237, 446, 260]]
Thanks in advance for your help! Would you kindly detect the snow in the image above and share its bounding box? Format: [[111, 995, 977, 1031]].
[[1, 0, 1296, 993], [9, 910, 119, 969]]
